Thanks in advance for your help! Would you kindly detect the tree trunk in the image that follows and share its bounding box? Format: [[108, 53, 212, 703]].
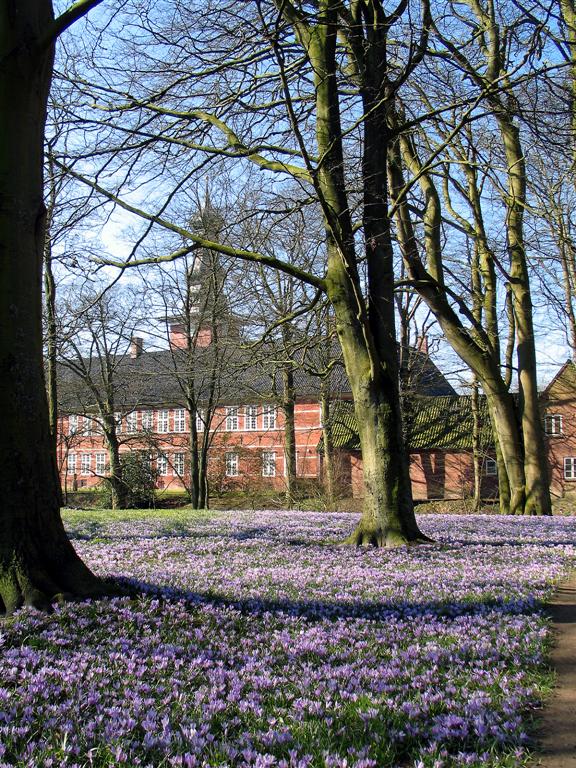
[[326, 249, 426, 545], [282, 367, 297, 507], [305, 6, 426, 545], [497, 116, 551, 515], [188, 415, 201, 508], [471, 381, 482, 512], [0, 0, 101, 614], [320, 378, 336, 508], [104, 428, 128, 509]]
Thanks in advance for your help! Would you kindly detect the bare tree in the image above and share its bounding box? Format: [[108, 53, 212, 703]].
[[58, 285, 151, 509]]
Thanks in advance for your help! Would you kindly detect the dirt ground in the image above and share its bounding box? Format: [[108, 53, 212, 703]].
[[533, 572, 576, 767]]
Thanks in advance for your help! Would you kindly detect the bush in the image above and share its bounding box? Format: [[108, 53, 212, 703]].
[[99, 452, 159, 509]]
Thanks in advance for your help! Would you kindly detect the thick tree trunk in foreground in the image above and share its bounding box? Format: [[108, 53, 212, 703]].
[[306, 6, 427, 546], [0, 0, 101, 613]]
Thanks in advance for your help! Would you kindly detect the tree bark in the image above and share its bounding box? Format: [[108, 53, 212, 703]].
[[471, 381, 482, 512], [306, 2, 426, 545], [0, 0, 101, 613], [281, 366, 297, 507], [320, 378, 336, 508], [103, 422, 128, 509], [496, 115, 551, 515]]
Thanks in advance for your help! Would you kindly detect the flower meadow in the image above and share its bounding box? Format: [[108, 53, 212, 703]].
[[1, 511, 575, 768]]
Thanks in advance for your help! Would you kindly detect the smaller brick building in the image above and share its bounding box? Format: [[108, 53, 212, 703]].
[[540, 360, 576, 497], [325, 396, 498, 501]]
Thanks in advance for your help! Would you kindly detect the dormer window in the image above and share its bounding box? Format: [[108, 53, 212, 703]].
[[544, 414, 563, 436]]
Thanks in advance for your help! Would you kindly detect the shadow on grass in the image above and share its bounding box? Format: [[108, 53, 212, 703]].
[[108, 573, 547, 623]]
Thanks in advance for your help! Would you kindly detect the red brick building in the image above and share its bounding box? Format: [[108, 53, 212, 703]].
[[57, 306, 576, 503], [56, 321, 456, 499], [540, 360, 576, 498]]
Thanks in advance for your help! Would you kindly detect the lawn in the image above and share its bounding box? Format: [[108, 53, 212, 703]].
[[1, 510, 575, 767]]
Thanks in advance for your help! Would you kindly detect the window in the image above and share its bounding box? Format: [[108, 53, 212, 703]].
[[173, 453, 185, 476], [80, 454, 91, 475], [114, 412, 123, 433], [95, 453, 107, 474], [126, 412, 138, 434], [69, 414, 78, 435], [83, 416, 95, 436], [226, 407, 239, 431], [174, 409, 186, 433], [262, 404, 277, 429], [245, 405, 258, 430], [158, 410, 170, 433], [225, 452, 239, 477], [544, 414, 563, 436], [157, 454, 169, 476], [262, 451, 276, 477], [67, 453, 77, 473], [564, 457, 576, 480], [141, 411, 154, 431], [484, 458, 497, 476], [196, 409, 205, 432]]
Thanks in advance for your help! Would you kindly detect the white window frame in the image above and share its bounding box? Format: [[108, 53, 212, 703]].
[[67, 453, 77, 474], [95, 453, 107, 474], [158, 410, 170, 434], [126, 411, 138, 434], [174, 409, 186, 433], [157, 454, 169, 476], [484, 458, 497, 476], [196, 409, 205, 432], [114, 412, 123, 433], [141, 411, 154, 431], [262, 451, 276, 477], [564, 457, 576, 480], [225, 407, 239, 431], [83, 416, 95, 436], [262, 404, 277, 430], [225, 451, 239, 477], [173, 452, 185, 476], [69, 414, 78, 435], [80, 454, 91, 476], [544, 414, 563, 436], [245, 405, 258, 431]]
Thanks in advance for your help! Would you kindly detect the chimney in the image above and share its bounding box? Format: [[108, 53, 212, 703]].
[[169, 323, 188, 349], [130, 336, 143, 359], [416, 334, 428, 355], [196, 326, 213, 347]]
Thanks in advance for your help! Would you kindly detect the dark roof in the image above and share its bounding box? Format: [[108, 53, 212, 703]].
[[328, 395, 494, 452], [57, 343, 351, 413], [57, 340, 454, 413], [542, 359, 576, 401]]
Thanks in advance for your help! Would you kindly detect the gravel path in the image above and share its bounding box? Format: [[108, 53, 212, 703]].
[[534, 573, 576, 767]]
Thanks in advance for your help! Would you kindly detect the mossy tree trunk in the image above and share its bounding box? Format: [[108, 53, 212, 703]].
[[302, 2, 427, 545], [496, 115, 551, 515], [0, 0, 102, 614]]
